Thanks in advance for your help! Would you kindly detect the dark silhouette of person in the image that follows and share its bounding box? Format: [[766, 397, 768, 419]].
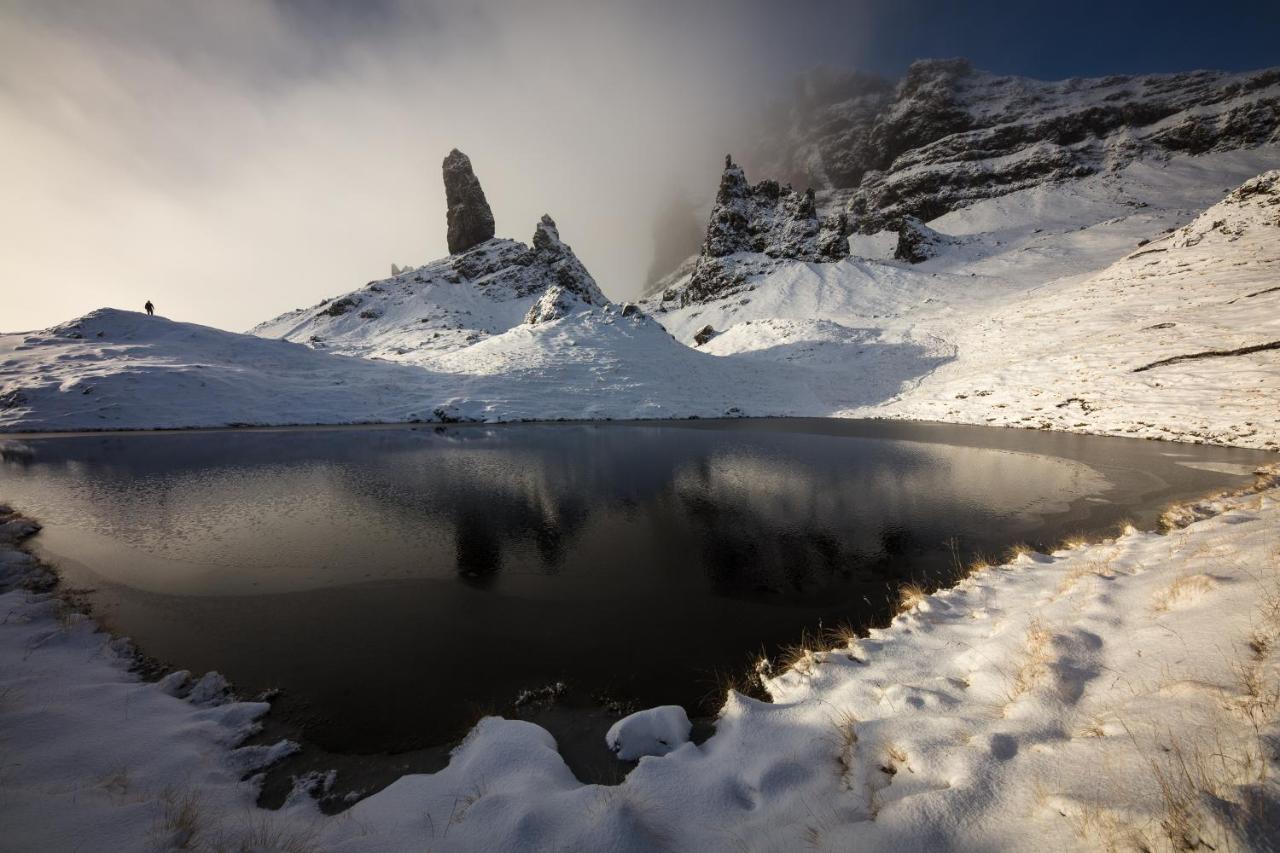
[[144, 300, 154, 316]]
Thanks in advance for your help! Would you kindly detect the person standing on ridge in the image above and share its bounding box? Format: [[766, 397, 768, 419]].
[[144, 300, 154, 316]]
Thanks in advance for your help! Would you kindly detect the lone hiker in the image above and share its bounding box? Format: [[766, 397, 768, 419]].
[[144, 300, 154, 316]]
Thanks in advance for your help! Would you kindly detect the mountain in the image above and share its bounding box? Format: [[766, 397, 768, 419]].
[[2, 81, 1277, 448], [640, 144, 1279, 448], [746, 60, 1280, 233], [252, 153, 606, 365]]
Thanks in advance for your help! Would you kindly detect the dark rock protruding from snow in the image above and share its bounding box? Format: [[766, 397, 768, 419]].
[[443, 149, 496, 254], [684, 157, 848, 304], [522, 215, 608, 324], [894, 216, 961, 263], [748, 60, 1280, 233], [693, 324, 717, 346]]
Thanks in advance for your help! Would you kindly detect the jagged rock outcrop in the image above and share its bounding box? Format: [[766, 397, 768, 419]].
[[894, 216, 963, 263], [523, 216, 607, 324], [748, 60, 1280, 233], [256, 208, 606, 359], [683, 156, 848, 304], [443, 149, 496, 254]]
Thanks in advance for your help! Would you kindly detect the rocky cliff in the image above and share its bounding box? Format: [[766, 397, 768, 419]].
[[748, 60, 1280, 233], [682, 156, 848, 304]]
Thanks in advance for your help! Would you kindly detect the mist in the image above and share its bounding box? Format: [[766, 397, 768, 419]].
[[0, 0, 799, 332]]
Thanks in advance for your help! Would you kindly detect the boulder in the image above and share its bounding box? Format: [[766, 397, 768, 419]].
[[605, 705, 692, 761], [894, 215, 960, 263]]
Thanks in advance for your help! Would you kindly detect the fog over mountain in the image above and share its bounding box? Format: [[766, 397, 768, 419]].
[[2, 0, 1277, 332], [1, 0, 764, 331]]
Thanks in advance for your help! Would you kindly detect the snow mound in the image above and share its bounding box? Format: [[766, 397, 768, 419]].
[[605, 705, 692, 761]]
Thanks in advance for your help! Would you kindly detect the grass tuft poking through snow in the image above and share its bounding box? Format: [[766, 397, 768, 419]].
[[1004, 618, 1054, 709]]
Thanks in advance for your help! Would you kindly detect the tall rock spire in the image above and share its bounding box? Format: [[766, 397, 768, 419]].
[[442, 149, 496, 254]]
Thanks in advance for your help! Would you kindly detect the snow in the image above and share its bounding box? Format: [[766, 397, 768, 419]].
[[605, 705, 693, 760], [0, 308, 442, 430], [3, 147, 1277, 447], [1, 143, 1279, 849], [3, 464, 1278, 851], [876, 169, 1280, 448], [648, 149, 1280, 449]]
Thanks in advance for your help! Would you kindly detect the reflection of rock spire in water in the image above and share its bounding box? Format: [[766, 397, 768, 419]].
[[454, 511, 502, 585]]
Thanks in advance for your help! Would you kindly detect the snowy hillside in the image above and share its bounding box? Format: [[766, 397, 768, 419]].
[[0, 304, 901, 431], [881, 170, 1280, 447], [750, 60, 1280, 231], [641, 149, 1280, 448], [3, 150, 1277, 445], [252, 215, 606, 365], [0, 309, 442, 430]]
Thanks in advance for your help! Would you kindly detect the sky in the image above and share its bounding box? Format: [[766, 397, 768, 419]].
[[2, 0, 1278, 333]]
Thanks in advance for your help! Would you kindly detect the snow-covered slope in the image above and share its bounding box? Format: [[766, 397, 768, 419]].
[[251, 216, 606, 365], [640, 150, 1280, 449], [879, 170, 1280, 447], [1, 304, 919, 431], [750, 60, 1280, 231], [0, 309, 447, 430]]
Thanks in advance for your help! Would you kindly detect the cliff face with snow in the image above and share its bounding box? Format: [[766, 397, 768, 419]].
[[681, 157, 849, 305], [748, 60, 1280, 233]]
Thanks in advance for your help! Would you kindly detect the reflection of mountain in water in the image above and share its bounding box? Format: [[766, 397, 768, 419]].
[[0, 424, 1104, 598], [667, 445, 1105, 595]]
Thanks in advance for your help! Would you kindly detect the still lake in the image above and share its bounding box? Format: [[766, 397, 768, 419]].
[[1, 418, 1270, 793]]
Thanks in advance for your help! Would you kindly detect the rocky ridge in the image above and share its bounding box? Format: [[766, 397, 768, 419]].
[[681, 156, 848, 304], [748, 60, 1280, 233], [253, 152, 606, 361]]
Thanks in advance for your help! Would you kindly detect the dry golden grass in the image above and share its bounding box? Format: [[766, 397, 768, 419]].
[[827, 708, 859, 788], [1072, 714, 1108, 739], [881, 743, 910, 778], [778, 628, 825, 678], [1056, 557, 1117, 596], [897, 582, 928, 614], [208, 814, 322, 853], [1069, 801, 1157, 853], [152, 786, 204, 850], [1059, 534, 1091, 551], [1004, 618, 1053, 708], [1151, 573, 1216, 612], [1005, 543, 1035, 562]]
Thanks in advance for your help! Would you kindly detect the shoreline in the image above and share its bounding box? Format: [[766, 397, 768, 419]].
[[2, 458, 1278, 849], [4, 411, 1280, 452]]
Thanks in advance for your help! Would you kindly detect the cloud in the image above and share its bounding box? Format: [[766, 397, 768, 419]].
[[0, 0, 781, 331]]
